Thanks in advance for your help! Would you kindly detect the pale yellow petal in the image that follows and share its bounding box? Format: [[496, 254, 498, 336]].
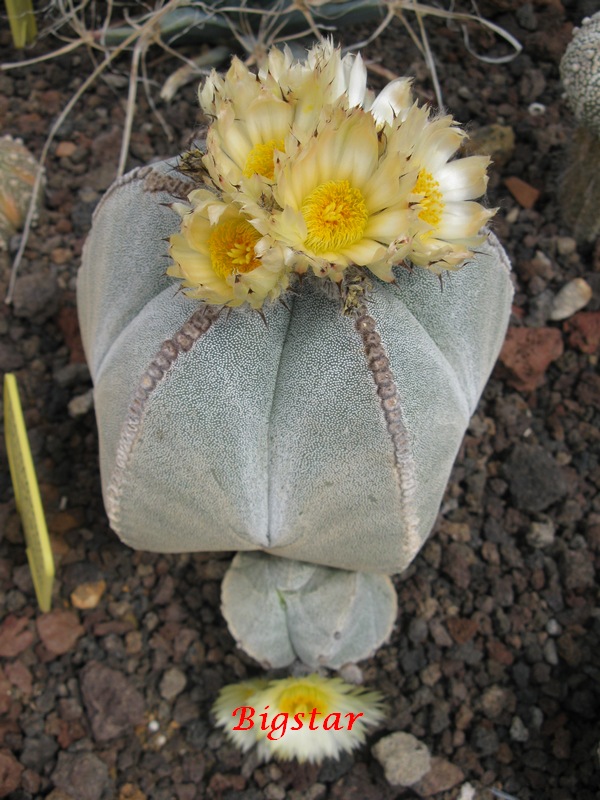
[[436, 156, 490, 202], [436, 201, 493, 239]]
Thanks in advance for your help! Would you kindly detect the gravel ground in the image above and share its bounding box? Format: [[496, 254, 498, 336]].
[[0, 1, 599, 798]]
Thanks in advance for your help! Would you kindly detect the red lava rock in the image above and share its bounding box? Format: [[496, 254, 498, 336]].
[[0, 749, 23, 798], [442, 542, 476, 589], [36, 610, 84, 657], [499, 327, 564, 391], [51, 752, 109, 800], [504, 176, 540, 208], [0, 615, 35, 658], [93, 620, 135, 637], [561, 550, 596, 591], [412, 757, 465, 797], [577, 372, 600, 410], [487, 639, 515, 667], [56, 719, 87, 749], [447, 617, 479, 644], [207, 773, 247, 793], [80, 661, 145, 742], [564, 311, 600, 353], [4, 661, 32, 699], [0, 668, 11, 715], [57, 305, 87, 364]]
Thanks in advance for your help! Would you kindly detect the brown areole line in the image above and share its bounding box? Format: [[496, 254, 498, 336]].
[[106, 304, 222, 534]]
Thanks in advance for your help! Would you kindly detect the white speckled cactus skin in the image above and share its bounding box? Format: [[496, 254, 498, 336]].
[[221, 552, 397, 669], [78, 159, 513, 577], [560, 12, 600, 138]]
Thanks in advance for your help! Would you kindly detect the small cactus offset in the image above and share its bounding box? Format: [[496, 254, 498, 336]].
[[559, 12, 600, 243], [0, 135, 43, 250], [221, 552, 397, 669]]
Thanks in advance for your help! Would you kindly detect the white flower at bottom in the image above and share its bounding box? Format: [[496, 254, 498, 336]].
[[212, 674, 385, 764], [212, 679, 270, 752]]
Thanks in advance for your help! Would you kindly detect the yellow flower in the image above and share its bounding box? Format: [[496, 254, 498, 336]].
[[212, 674, 385, 764], [396, 110, 495, 272], [255, 107, 415, 282], [168, 189, 290, 308], [199, 41, 414, 198]]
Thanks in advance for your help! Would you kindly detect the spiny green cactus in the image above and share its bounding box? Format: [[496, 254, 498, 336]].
[[0, 136, 43, 250]]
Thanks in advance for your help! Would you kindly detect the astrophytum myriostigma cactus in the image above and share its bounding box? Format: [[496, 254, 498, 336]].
[[79, 155, 513, 569], [78, 42, 513, 670], [78, 159, 512, 665]]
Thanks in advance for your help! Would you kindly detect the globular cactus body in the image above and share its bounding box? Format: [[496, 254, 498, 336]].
[[78, 159, 513, 577]]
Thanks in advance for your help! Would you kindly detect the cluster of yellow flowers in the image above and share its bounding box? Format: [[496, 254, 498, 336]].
[[169, 41, 494, 309], [212, 673, 385, 763]]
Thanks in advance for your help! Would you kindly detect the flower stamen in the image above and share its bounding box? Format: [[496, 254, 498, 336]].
[[301, 180, 369, 254], [208, 219, 262, 279], [278, 684, 331, 717], [244, 139, 285, 180], [413, 169, 444, 232]]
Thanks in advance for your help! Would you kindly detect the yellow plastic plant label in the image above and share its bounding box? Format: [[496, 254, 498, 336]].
[[5, 0, 37, 49], [4, 373, 54, 612]]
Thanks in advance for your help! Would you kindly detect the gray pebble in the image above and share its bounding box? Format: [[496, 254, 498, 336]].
[[51, 752, 110, 800], [160, 667, 187, 701], [503, 445, 568, 512], [372, 732, 431, 786], [510, 716, 530, 742], [12, 273, 59, 322]]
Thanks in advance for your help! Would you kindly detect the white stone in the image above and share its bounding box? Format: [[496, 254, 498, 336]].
[[159, 667, 187, 701], [544, 638, 559, 666], [457, 784, 477, 800], [549, 278, 593, 320], [372, 732, 431, 787], [526, 521, 556, 548], [67, 388, 94, 418], [510, 716, 529, 743], [546, 618, 562, 636], [556, 236, 577, 256]]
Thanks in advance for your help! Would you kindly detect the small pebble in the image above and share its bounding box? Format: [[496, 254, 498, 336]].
[[159, 667, 187, 701], [510, 716, 530, 742], [549, 278, 593, 320], [526, 521, 556, 548], [372, 732, 431, 786], [556, 236, 577, 256], [70, 580, 106, 610], [546, 619, 562, 636], [68, 389, 94, 418], [543, 638, 559, 665]]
